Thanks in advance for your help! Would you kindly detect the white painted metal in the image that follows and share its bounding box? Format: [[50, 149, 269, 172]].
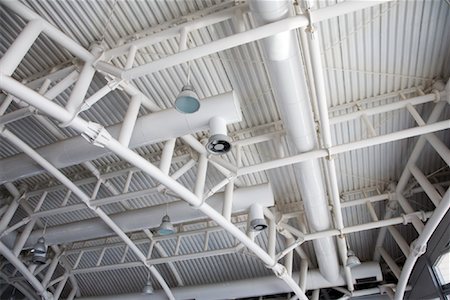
[[0, 90, 241, 184], [11, 184, 273, 248], [76, 263, 382, 300], [395, 188, 450, 299], [0, 128, 175, 300], [0, 242, 51, 300], [249, 0, 339, 282]]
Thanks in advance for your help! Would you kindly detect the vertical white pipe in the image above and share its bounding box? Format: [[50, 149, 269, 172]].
[[0, 95, 14, 115], [125, 46, 138, 69], [13, 219, 37, 257], [0, 20, 44, 75], [285, 237, 294, 276], [194, 154, 208, 199], [223, 180, 234, 221], [0, 196, 21, 232], [268, 218, 277, 260], [159, 138, 176, 175], [65, 46, 102, 117], [118, 95, 142, 147], [209, 116, 227, 136], [299, 259, 308, 291]]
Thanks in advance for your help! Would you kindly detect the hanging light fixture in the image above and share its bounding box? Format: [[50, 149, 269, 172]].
[[157, 204, 175, 236], [31, 221, 47, 264], [345, 249, 361, 268], [157, 214, 175, 236], [174, 61, 200, 114], [31, 237, 47, 264], [142, 273, 154, 295]]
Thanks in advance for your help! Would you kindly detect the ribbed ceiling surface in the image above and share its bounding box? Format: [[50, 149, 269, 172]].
[[0, 0, 449, 298]]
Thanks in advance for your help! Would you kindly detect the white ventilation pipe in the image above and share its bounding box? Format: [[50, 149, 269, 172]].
[[249, 0, 340, 282], [0, 91, 241, 184], [77, 262, 382, 300], [6, 184, 273, 249]]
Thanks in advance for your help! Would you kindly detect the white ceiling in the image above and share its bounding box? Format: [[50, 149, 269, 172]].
[[0, 0, 449, 299]]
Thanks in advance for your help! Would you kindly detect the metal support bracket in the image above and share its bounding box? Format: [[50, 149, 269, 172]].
[[81, 122, 112, 148]]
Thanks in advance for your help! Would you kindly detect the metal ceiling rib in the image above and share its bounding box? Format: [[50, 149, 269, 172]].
[[0, 0, 449, 298]]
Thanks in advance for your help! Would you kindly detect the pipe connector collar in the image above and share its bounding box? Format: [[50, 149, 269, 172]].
[[81, 122, 112, 148], [410, 239, 427, 257]]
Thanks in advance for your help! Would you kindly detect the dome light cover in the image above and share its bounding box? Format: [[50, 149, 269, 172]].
[[174, 85, 200, 114]]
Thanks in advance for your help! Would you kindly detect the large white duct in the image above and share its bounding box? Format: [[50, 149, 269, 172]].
[[0, 91, 241, 184], [4, 184, 273, 249], [249, 0, 340, 281], [77, 263, 382, 300]]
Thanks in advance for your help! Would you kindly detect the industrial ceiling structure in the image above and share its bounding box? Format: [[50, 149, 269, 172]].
[[0, 0, 449, 299]]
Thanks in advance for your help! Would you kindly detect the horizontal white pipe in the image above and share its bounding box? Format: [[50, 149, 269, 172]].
[[12, 184, 273, 248], [77, 263, 382, 300], [329, 92, 444, 124], [99, 1, 391, 80], [395, 188, 450, 300], [238, 119, 450, 176], [0, 76, 240, 183]]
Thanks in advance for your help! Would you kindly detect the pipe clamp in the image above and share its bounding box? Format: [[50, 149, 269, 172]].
[[81, 122, 112, 148]]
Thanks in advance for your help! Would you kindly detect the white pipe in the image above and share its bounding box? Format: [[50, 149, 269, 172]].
[[1, 1, 93, 61], [64, 46, 102, 117], [118, 95, 142, 147], [237, 119, 450, 176], [0, 77, 241, 183], [0, 241, 51, 299], [77, 263, 382, 300], [14, 184, 274, 248], [41, 254, 60, 287], [95, 1, 391, 80], [209, 116, 227, 136], [249, 0, 340, 282], [306, 19, 356, 289], [194, 154, 208, 199], [222, 180, 234, 221], [0, 128, 175, 300], [425, 134, 450, 167], [159, 139, 176, 175], [0, 193, 22, 232], [0, 19, 44, 75], [395, 188, 450, 299], [409, 164, 442, 206]]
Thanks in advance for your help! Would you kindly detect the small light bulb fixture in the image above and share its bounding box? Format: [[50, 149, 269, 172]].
[[206, 116, 232, 155], [157, 214, 175, 236], [31, 237, 47, 265], [346, 249, 361, 268], [142, 278, 154, 295], [174, 85, 200, 114], [248, 204, 267, 231]]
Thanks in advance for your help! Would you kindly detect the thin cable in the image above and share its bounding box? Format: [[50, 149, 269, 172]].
[[42, 220, 47, 237], [186, 60, 192, 85]]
